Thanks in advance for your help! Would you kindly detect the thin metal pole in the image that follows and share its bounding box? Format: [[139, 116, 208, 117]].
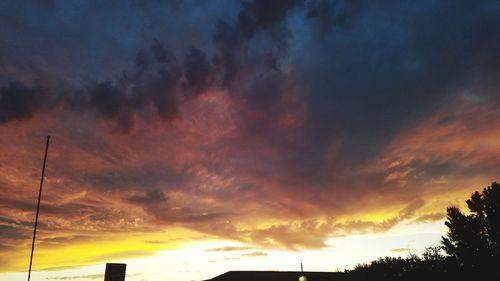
[[28, 136, 50, 281]]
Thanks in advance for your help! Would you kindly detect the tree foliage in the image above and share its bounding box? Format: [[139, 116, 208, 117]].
[[350, 247, 458, 280], [442, 182, 500, 270], [350, 182, 500, 279]]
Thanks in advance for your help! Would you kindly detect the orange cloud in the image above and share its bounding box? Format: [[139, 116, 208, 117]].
[[0, 91, 498, 272], [242, 251, 268, 257]]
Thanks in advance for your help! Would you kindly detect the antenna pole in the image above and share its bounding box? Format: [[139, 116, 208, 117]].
[[28, 136, 50, 281]]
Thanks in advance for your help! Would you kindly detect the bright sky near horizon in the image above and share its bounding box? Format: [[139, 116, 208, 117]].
[[1, 1, 500, 281]]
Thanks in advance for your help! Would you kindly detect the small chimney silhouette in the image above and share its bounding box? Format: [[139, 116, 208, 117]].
[[104, 263, 126, 281], [298, 263, 307, 281]]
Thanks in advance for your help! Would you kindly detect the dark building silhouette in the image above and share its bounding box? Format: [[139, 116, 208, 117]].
[[104, 263, 126, 281], [206, 271, 354, 281]]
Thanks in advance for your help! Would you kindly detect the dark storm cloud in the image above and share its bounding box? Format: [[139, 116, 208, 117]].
[[151, 40, 176, 64], [212, 0, 303, 86], [237, 0, 303, 39], [0, 197, 40, 213], [84, 82, 135, 133], [183, 46, 213, 97], [1, 196, 135, 233], [0, 81, 53, 123], [0, 0, 306, 132], [0, 224, 26, 240], [0, 215, 39, 231], [158, 211, 227, 224], [0, 1, 229, 132], [1, 0, 497, 139], [0, 40, 203, 132], [0, 216, 32, 243], [0, 0, 317, 131], [0, 1, 499, 246], [127, 190, 169, 206], [80, 164, 188, 191], [212, 21, 241, 85], [245, 70, 287, 111], [299, 1, 500, 164], [306, 0, 359, 37], [0, 40, 183, 132], [69, 40, 184, 132]]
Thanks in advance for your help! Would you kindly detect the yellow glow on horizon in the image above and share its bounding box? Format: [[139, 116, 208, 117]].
[[338, 208, 401, 223], [0, 215, 451, 281], [0, 178, 490, 276], [0, 228, 203, 273]]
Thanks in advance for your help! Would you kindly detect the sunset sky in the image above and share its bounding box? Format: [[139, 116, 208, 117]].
[[1, 1, 500, 281]]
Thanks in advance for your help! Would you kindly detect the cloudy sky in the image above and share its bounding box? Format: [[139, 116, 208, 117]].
[[1, 0, 500, 280]]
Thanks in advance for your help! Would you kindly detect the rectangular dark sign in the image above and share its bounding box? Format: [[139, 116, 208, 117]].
[[104, 263, 126, 281]]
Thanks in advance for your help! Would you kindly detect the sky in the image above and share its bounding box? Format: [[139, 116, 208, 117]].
[[0, 0, 500, 280]]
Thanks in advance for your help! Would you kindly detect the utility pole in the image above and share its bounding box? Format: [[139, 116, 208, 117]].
[[27, 136, 51, 281]]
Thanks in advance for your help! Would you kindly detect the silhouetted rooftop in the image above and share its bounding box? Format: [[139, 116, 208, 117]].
[[206, 271, 355, 281]]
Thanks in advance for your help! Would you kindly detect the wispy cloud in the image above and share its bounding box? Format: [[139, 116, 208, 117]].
[[390, 248, 413, 253], [46, 274, 103, 280], [205, 246, 253, 252], [242, 251, 268, 257]]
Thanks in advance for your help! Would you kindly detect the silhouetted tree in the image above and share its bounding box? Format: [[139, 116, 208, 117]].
[[351, 251, 457, 281], [349, 182, 500, 279], [441, 182, 500, 271]]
